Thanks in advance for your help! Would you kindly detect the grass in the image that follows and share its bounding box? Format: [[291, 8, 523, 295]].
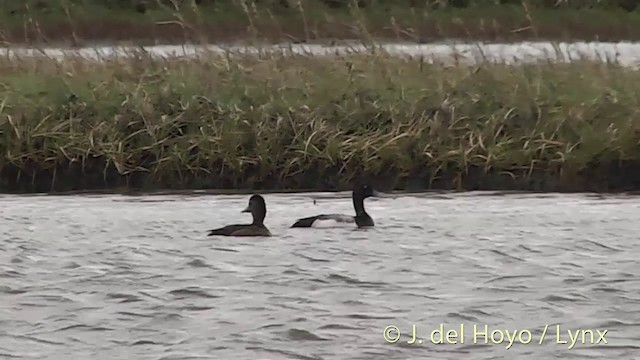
[[2, 0, 640, 46], [0, 49, 639, 193]]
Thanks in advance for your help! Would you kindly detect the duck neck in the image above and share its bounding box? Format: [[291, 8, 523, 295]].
[[352, 193, 366, 216], [252, 210, 265, 226]]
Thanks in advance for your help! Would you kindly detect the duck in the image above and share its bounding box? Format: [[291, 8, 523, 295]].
[[291, 184, 381, 228], [207, 194, 272, 237]]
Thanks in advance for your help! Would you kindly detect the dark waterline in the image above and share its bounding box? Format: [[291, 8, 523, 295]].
[[4, 188, 640, 198]]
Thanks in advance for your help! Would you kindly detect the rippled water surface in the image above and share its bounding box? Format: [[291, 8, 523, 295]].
[[1, 191, 639, 359]]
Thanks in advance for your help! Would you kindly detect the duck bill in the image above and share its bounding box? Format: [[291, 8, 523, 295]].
[[371, 190, 383, 197], [241, 206, 251, 213]]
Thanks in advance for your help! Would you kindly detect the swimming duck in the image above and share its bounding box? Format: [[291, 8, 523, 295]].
[[291, 184, 381, 228], [207, 194, 272, 237]]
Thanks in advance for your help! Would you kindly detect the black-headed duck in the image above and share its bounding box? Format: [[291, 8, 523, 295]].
[[291, 184, 381, 228], [207, 194, 271, 237]]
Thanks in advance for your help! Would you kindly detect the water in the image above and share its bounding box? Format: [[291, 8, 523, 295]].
[[1, 191, 639, 359], [3, 41, 640, 67]]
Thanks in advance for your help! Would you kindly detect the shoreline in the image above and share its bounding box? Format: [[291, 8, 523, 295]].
[[0, 162, 640, 196], [2, 188, 640, 197]]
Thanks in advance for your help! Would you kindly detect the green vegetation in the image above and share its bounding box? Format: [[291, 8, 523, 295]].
[[2, 0, 640, 45], [1, 50, 639, 193]]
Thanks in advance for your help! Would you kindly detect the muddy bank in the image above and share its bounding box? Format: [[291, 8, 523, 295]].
[[2, 157, 640, 194]]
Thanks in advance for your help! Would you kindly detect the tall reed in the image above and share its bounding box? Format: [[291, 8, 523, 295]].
[[0, 51, 639, 192]]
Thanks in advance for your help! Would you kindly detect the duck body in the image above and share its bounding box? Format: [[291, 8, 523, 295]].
[[207, 194, 272, 237], [290, 213, 356, 228], [290, 184, 380, 229], [207, 223, 271, 237]]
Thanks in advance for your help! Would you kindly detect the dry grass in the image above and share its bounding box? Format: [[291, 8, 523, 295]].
[[1, 50, 640, 193], [2, 0, 640, 46]]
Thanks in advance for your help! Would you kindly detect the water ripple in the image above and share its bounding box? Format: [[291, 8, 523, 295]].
[[0, 191, 639, 359]]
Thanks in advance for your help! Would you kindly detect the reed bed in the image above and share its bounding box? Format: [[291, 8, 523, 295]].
[[1, 50, 639, 193], [3, 0, 640, 45]]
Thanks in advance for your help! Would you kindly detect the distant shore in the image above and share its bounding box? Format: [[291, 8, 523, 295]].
[[3, 1, 640, 46]]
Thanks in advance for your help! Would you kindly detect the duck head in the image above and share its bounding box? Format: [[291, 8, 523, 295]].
[[242, 194, 267, 224], [354, 184, 381, 199]]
